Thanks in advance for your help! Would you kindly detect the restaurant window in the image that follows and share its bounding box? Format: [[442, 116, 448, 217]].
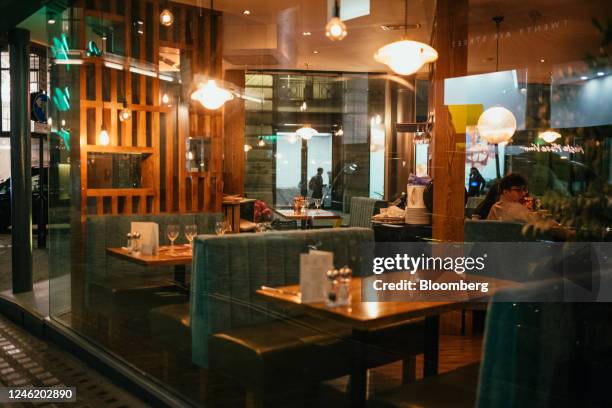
[[0, 48, 46, 134]]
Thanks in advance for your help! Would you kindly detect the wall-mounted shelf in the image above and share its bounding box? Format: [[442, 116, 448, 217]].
[[85, 145, 154, 155]]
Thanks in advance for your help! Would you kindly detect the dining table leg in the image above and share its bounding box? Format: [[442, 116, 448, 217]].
[[423, 315, 440, 377], [349, 328, 368, 408], [174, 264, 186, 286]]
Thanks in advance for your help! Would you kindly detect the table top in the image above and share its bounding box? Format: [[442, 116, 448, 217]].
[[274, 208, 341, 220], [257, 270, 517, 330], [106, 245, 192, 266], [222, 197, 257, 205]]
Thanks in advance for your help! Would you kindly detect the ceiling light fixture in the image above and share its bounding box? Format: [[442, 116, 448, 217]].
[[160, 8, 174, 26], [477, 16, 516, 179], [244, 144, 252, 152], [296, 124, 318, 140], [597, 72, 605, 77], [538, 130, 561, 143], [190, 0, 234, 110], [313, 50, 319, 54], [374, 0, 438, 75], [119, 101, 131, 122], [325, 0, 347, 41], [580, 76, 588, 80], [243, 10, 251, 15], [335, 126, 344, 136], [302, 31, 311, 36]]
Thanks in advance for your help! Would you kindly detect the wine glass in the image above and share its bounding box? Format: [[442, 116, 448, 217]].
[[184, 224, 197, 248], [215, 221, 226, 236], [167, 224, 179, 251], [314, 198, 321, 213]]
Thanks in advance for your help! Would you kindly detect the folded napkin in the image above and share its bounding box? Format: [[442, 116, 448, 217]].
[[373, 205, 405, 219]]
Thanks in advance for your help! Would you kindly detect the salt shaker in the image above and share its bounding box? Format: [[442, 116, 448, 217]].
[[132, 232, 141, 254], [326, 268, 339, 307], [337, 265, 353, 306], [126, 232, 133, 253]]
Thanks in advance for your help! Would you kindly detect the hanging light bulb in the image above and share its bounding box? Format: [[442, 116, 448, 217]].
[[325, 17, 347, 41], [160, 9, 174, 26], [244, 144, 253, 152], [162, 93, 170, 105], [99, 126, 110, 146], [191, 80, 234, 110], [335, 126, 344, 136], [538, 130, 561, 143], [374, 40, 438, 75], [296, 124, 318, 140], [119, 107, 131, 122], [258, 138, 266, 147], [299, 101, 308, 111], [477, 106, 517, 144], [325, 0, 347, 41]]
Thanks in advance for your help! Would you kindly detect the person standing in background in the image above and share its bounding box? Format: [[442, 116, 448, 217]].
[[308, 167, 324, 200], [468, 167, 486, 197]]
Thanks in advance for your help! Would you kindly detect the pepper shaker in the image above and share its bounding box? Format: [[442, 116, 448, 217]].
[[337, 265, 353, 306], [126, 232, 133, 253], [326, 268, 339, 307]]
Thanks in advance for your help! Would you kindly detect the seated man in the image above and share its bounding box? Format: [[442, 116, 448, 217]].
[[487, 173, 575, 240]]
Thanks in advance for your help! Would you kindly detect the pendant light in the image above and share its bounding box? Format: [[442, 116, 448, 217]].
[[119, 101, 131, 122], [374, 0, 438, 75], [160, 8, 174, 27], [476, 16, 516, 178], [539, 130, 561, 143], [99, 123, 110, 146], [325, 0, 347, 41], [296, 124, 317, 140], [190, 0, 233, 110]]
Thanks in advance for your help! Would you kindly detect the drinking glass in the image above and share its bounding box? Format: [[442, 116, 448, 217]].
[[215, 221, 226, 236], [167, 224, 179, 250], [184, 224, 197, 246]]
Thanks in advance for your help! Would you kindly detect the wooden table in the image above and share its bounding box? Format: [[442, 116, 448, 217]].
[[274, 208, 342, 229], [257, 270, 517, 407], [106, 245, 192, 285]]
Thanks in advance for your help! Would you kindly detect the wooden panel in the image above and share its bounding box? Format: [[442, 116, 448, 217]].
[[87, 188, 155, 197], [110, 69, 118, 146], [165, 111, 174, 212], [223, 71, 245, 196], [431, 0, 468, 242]]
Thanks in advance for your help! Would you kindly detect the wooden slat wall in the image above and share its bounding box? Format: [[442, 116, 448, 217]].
[[78, 0, 224, 217], [431, 0, 469, 242]]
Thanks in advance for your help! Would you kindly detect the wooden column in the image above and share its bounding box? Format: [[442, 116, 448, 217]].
[[223, 70, 246, 196], [431, 0, 468, 242]]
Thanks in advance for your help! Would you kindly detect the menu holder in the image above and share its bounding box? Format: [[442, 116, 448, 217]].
[[131, 222, 159, 255], [300, 250, 333, 303]]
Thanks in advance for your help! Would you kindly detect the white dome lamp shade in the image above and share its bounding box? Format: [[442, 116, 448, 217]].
[[477, 106, 516, 179], [191, 80, 234, 110], [476, 106, 517, 145], [373, 0, 437, 76], [296, 125, 318, 141], [374, 40, 438, 76]]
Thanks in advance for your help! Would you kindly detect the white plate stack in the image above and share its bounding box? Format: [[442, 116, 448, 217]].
[[405, 185, 431, 225], [404, 208, 431, 225]]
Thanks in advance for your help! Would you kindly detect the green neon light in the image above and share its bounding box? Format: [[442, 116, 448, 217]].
[[52, 87, 70, 112]]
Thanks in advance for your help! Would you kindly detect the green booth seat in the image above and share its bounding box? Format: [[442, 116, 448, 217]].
[[85, 213, 223, 325], [371, 277, 612, 407], [190, 227, 425, 404]]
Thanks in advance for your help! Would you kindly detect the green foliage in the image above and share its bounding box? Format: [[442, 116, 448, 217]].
[[540, 185, 611, 241]]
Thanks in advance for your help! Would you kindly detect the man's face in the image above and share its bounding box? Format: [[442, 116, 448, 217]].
[[502, 185, 527, 203]]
